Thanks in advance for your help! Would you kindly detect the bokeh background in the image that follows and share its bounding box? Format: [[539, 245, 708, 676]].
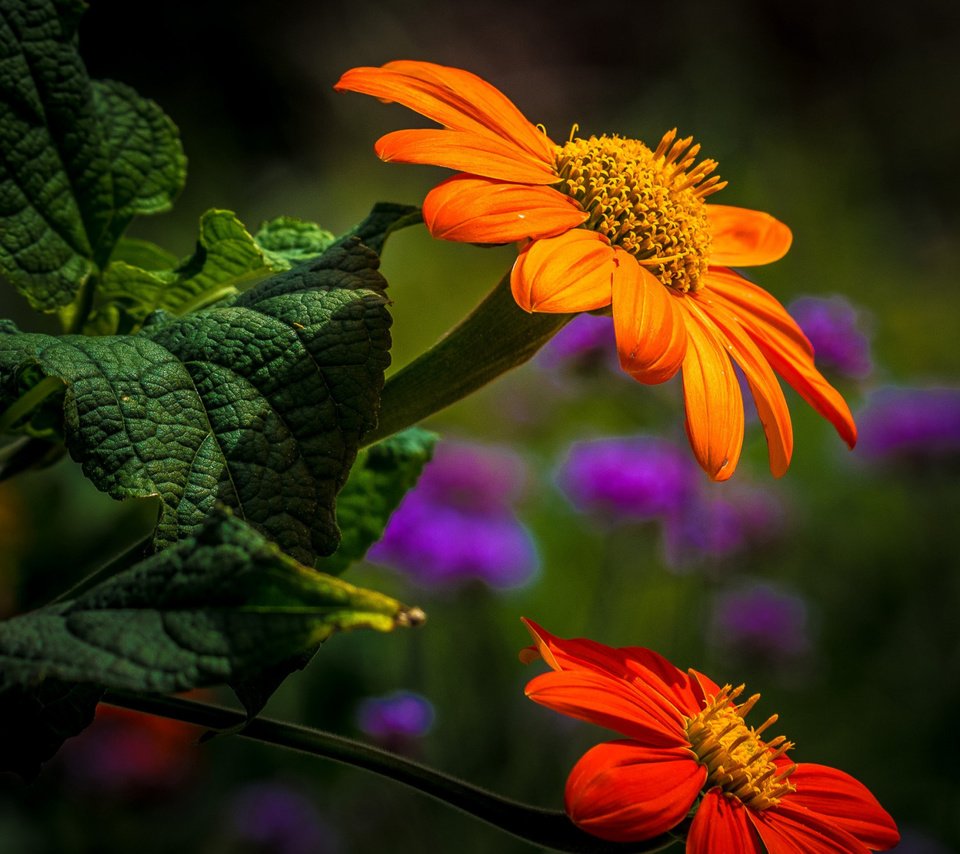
[[1, 0, 958, 851]]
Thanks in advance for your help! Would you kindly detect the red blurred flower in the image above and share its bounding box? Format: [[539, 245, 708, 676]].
[[335, 61, 857, 481], [521, 619, 898, 852]]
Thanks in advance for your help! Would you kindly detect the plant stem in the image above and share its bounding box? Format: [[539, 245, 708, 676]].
[[103, 690, 680, 853], [0, 376, 65, 435], [363, 273, 572, 447]]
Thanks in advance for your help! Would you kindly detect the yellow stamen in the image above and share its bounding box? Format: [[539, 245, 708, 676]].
[[684, 683, 797, 811], [553, 129, 726, 293]]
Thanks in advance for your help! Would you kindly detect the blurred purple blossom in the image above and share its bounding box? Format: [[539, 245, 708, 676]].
[[368, 441, 538, 588], [535, 313, 619, 374], [857, 386, 960, 461], [663, 482, 787, 568], [788, 295, 873, 379], [709, 583, 811, 661], [227, 781, 340, 854], [556, 436, 697, 521], [356, 690, 435, 746]]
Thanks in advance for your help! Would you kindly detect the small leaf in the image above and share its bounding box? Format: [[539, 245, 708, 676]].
[[0, 238, 392, 562], [255, 216, 335, 267], [321, 427, 438, 575], [0, 511, 425, 696], [0, 680, 103, 780]]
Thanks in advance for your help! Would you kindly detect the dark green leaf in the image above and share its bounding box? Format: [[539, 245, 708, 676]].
[[0, 238, 392, 561], [91, 79, 186, 248], [229, 646, 318, 721], [0, 0, 107, 309], [0, 511, 424, 696], [0, 1, 186, 312], [255, 215, 335, 267], [320, 427, 437, 575], [0, 679, 102, 780]]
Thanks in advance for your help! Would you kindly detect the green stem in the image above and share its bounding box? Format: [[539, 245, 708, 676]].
[[0, 376, 65, 435], [363, 274, 572, 447], [103, 691, 681, 853]]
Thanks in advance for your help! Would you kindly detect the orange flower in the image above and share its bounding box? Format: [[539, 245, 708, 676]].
[[520, 619, 899, 851], [336, 61, 858, 480]]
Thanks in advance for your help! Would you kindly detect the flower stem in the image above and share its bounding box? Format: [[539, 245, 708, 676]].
[[103, 690, 680, 853], [363, 273, 572, 447]]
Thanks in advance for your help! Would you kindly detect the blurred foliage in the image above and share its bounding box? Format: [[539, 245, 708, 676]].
[[1, 0, 957, 852]]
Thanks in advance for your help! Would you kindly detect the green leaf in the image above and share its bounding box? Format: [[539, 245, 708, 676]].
[[0, 238, 392, 562], [0, 0, 185, 312], [0, 511, 424, 698], [91, 79, 186, 248], [0, 679, 103, 780], [255, 216, 335, 267], [88, 209, 298, 334], [109, 236, 179, 271], [320, 427, 438, 575]]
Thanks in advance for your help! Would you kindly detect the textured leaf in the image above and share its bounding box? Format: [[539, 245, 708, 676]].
[[255, 215, 335, 267], [88, 209, 298, 334], [321, 427, 438, 575], [0, 0, 186, 311], [0, 0, 106, 309], [0, 679, 102, 780], [0, 239, 392, 561], [0, 511, 424, 696], [91, 80, 186, 248]]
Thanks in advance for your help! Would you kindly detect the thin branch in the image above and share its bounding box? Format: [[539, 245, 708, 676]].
[[103, 690, 681, 853]]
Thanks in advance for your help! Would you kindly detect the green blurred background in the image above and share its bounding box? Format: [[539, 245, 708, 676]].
[[1, 0, 958, 851]]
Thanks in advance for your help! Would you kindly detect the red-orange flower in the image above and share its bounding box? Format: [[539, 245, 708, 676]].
[[520, 619, 899, 852], [336, 61, 858, 481]]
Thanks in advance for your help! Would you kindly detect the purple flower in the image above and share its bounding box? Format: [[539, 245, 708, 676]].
[[857, 386, 960, 461], [368, 441, 539, 588], [356, 690, 435, 745], [228, 782, 340, 854], [788, 295, 873, 379], [557, 436, 697, 521], [536, 313, 619, 374], [709, 583, 811, 660], [663, 482, 787, 568]]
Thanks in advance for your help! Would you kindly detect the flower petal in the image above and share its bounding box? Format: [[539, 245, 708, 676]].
[[335, 61, 555, 162], [678, 301, 746, 481], [707, 269, 857, 448], [511, 230, 615, 313], [612, 256, 687, 384], [524, 670, 689, 747], [748, 799, 873, 854], [788, 764, 900, 850], [375, 129, 558, 184], [565, 740, 706, 842], [708, 205, 793, 266], [691, 291, 794, 477], [423, 175, 587, 243], [687, 790, 764, 854], [521, 619, 703, 716]]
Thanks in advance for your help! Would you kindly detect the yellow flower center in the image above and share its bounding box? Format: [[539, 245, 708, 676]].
[[554, 129, 725, 293], [684, 684, 797, 811]]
